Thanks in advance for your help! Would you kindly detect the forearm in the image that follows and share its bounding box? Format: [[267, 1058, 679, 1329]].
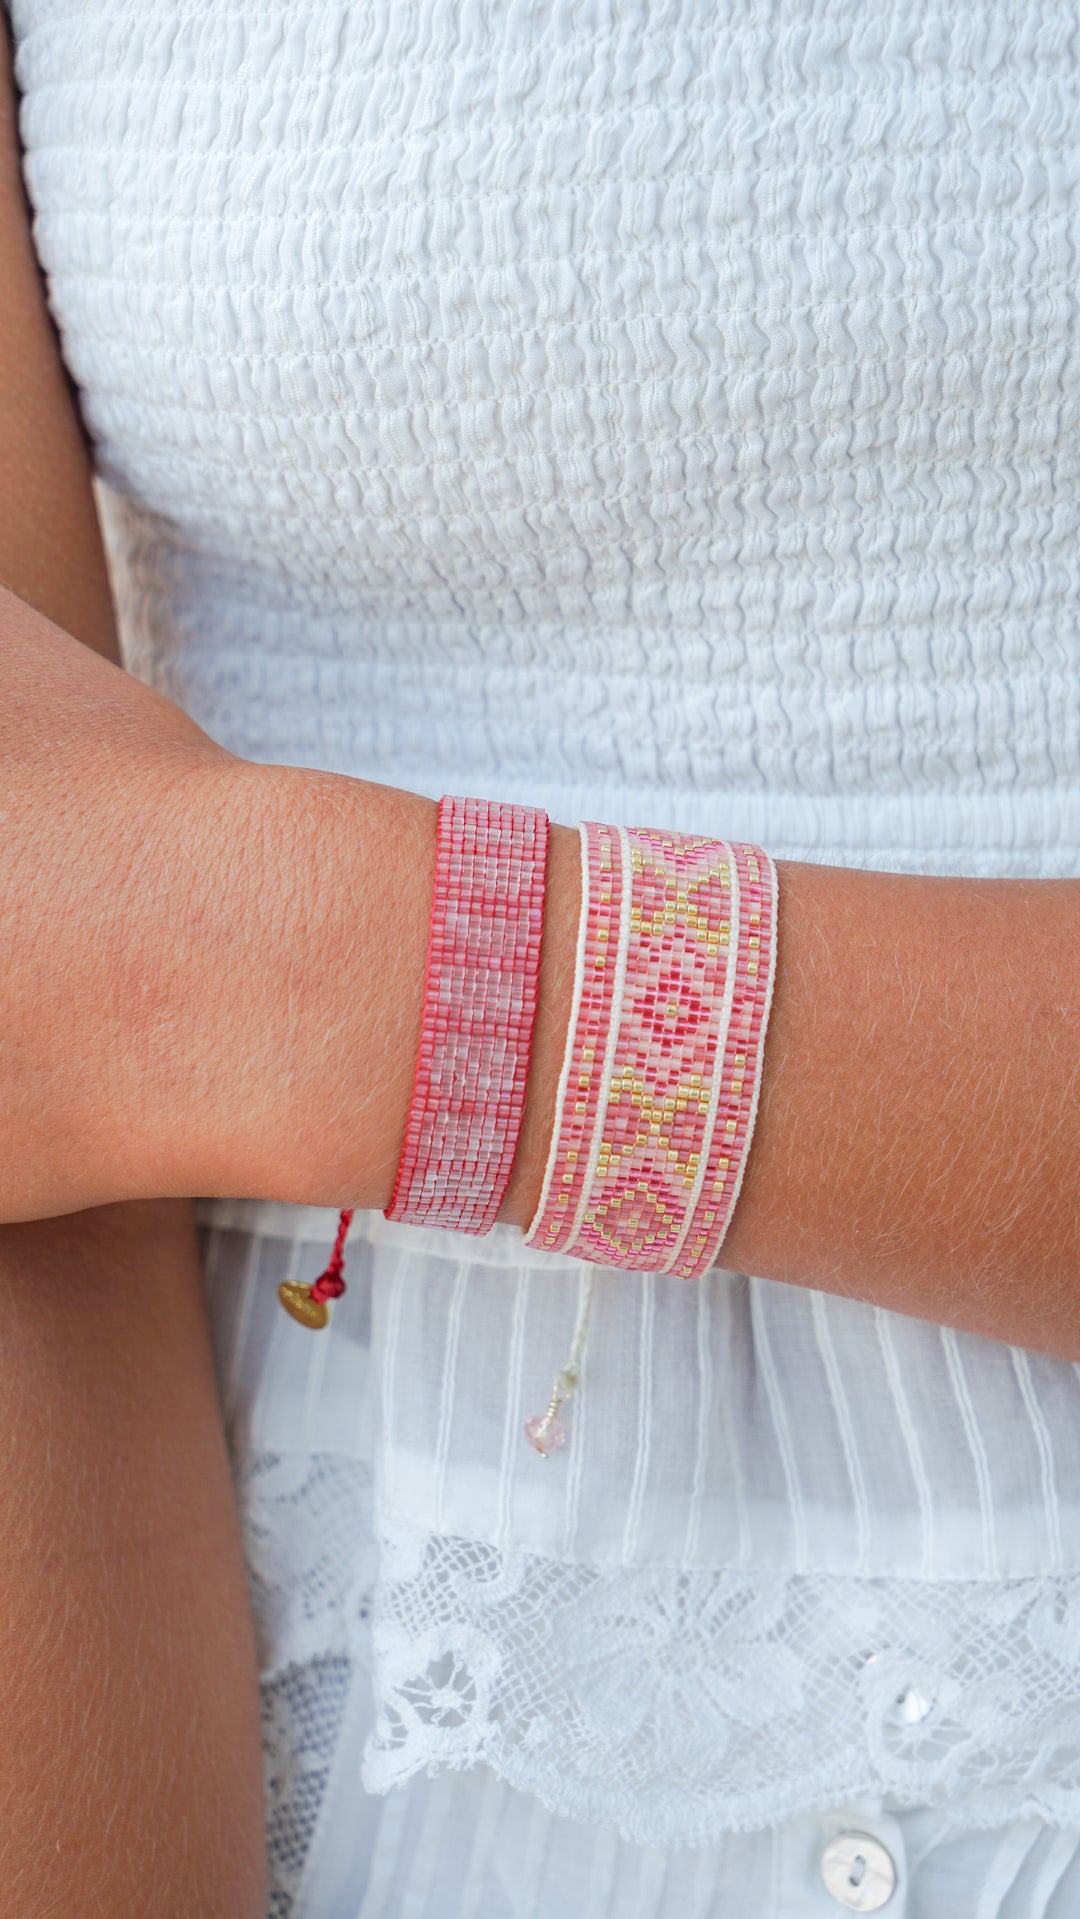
[[0, 1199, 266, 1918], [716, 859, 1080, 1356], [4, 595, 1077, 1352], [0, 54, 265, 1903], [0, 591, 582, 1224], [186, 765, 1079, 1357]]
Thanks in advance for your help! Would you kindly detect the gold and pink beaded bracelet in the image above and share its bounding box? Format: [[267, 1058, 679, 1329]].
[[278, 795, 550, 1328], [521, 824, 778, 1453], [278, 800, 780, 1459]]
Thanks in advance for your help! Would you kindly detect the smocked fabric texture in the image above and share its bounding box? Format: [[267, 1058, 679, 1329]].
[[7, 0, 1080, 1908], [9, 0, 1080, 876]]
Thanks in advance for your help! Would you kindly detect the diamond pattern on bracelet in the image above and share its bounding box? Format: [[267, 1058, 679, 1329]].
[[385, 795, 549, 1234], [524, 824, 778, 1279], [666, 838, 779, 1278]]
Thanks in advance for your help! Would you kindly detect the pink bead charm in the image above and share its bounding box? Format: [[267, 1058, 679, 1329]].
[[524, 1413, 568, 1456]]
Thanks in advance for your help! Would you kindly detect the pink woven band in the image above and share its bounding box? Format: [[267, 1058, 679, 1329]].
[[385, 796, 549, 1233], [524, 824, 778, 1279]]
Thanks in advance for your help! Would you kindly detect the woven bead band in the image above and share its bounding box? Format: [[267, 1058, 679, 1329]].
[[385, 795, 549, 1233], [524, 824, 778, 1279]]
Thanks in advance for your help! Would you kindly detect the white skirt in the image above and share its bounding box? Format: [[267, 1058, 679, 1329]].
[[195, 1201, 1080, 1918]]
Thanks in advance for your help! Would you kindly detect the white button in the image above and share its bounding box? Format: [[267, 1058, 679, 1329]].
[[821, 1831, 897, 1910], [889, 1683, 935, 1725]]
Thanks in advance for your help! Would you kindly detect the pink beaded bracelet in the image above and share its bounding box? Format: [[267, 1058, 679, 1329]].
[[525, 823, 735, 1270], [279, 794, 549, 1330], [526, 824, 777, 1276], [522, 823, 778, 1452], [667, 836, 778, 1280], [385, 795, 549, 1230]]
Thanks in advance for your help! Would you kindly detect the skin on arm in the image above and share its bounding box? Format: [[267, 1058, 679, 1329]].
[[10, 598, 1075, 1358], [0, 18, 266, 1916], [0, 37, 1077, 1380], [235, 771, 1080, 1359]]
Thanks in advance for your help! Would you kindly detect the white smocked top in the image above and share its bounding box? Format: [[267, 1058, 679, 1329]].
[[7, 0, 1080, 1901]]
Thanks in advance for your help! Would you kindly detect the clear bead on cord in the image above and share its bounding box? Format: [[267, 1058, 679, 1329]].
[[524, 1269, 596, 1456]]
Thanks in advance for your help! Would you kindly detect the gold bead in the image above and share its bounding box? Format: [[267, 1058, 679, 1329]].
[[278, 1281, 329, 1331]]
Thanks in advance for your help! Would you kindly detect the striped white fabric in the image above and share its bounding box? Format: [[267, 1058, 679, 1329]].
[[201, 1202, 1080, 1585]]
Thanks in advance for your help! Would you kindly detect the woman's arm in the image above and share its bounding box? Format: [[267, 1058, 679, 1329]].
[[0, 1203, 267, 1915], [3, 555, 1078, 1358], [708, 856, 1080, 1354], [16, 608, 1074, 1360], [228, 769, 1080, 1360], [0, 21, 266, 1914], [1, 75, 1077, 1368]]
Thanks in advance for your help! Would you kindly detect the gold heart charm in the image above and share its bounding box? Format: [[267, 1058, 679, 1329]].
[[278, 1281, 329, 1330]]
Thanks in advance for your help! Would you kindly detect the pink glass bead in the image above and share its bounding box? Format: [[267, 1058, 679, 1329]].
[[524, 1413, 567, 1456]]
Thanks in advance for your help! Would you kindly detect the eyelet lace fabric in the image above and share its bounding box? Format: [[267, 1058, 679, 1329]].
[[366, 1525, 1080, 1846], [192, 1201, 1080, 1876], [235, 1452, 378, 1916], [235, 1446, 1080, 1859]]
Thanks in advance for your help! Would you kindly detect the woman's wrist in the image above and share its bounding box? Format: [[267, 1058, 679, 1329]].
[[59, 741, 1080, 1358], [168, 760, 581, 1222], [151, 757, 434, 1209]]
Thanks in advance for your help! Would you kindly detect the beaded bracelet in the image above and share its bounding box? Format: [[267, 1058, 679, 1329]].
[[279, 795, 549, 1329], [385, 796, 549, 1230], [526, 823, 777, 1274], [522, 823, 778, 1452]]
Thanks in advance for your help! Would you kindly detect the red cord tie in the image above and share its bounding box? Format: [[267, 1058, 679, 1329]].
[[278, 1208, 354, 1329]]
